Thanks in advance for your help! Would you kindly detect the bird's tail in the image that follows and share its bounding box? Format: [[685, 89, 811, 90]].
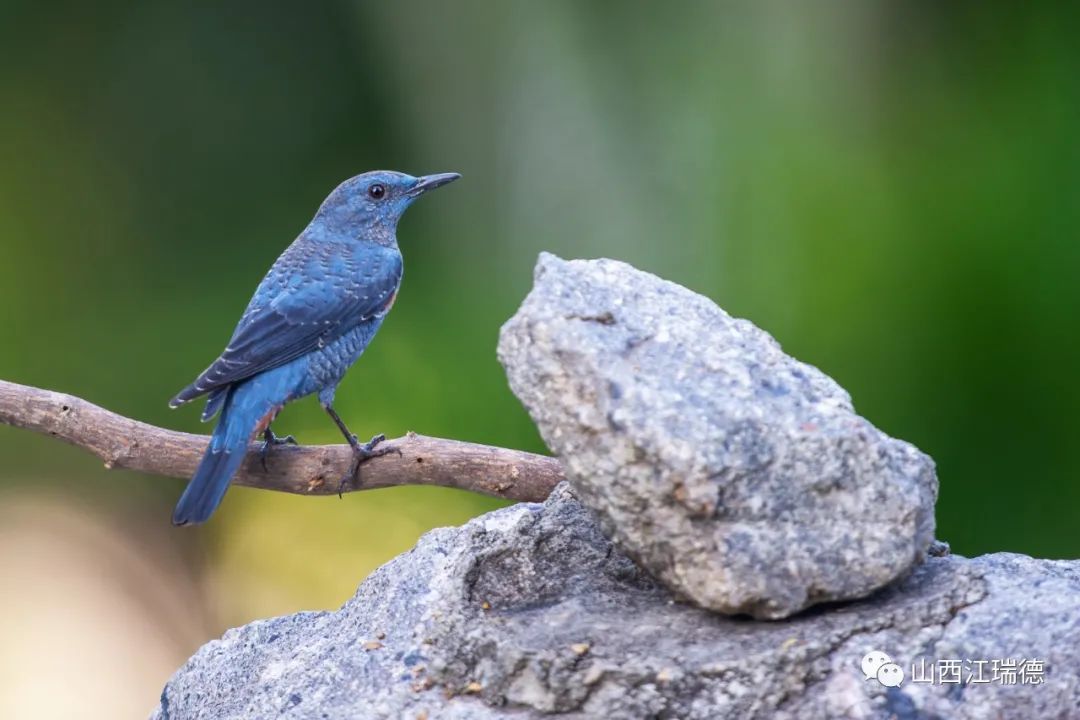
[[172, 384, 274, 526]]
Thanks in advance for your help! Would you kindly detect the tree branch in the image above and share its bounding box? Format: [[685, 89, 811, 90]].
[[0, 379, 564, 502]]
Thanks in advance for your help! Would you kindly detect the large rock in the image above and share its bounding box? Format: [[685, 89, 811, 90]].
[[497, 254, 938, 619], [155, 485, 1079, 720]]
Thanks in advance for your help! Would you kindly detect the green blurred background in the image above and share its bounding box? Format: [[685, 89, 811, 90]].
[[1, 1, 1078, 715]]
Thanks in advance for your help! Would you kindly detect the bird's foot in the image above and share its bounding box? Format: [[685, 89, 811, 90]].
[[260, 429, 299, 471], [337, 433, 402, 497]]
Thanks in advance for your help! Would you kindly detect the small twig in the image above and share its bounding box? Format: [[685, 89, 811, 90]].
[[0, 379, 564, 502]]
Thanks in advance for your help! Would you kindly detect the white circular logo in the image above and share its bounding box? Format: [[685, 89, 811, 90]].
[[861, 650, 891, 681]]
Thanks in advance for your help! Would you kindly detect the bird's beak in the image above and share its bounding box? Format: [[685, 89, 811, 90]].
[[407, 172, 461, 197]]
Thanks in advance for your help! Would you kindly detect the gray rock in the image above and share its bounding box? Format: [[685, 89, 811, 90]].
[[154, 485, 1080, 720], [497, 253, 938, 619]]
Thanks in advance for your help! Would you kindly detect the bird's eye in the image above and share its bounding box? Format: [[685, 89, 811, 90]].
[[368, 183, 386, 200]]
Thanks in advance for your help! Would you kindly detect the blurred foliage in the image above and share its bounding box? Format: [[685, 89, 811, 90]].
[[1, 0, 1078, 658]]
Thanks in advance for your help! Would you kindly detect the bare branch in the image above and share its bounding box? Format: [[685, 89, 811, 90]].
[[0, 379, 564, 502]]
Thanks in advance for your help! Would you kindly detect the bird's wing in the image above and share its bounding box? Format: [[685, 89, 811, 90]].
[[171, 242, 402, 406]]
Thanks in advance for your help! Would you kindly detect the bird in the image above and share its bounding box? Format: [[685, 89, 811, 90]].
[[168, 170, 460, 526]]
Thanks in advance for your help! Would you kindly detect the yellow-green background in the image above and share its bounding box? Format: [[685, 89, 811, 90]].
[[1, 2, 1077, 716]]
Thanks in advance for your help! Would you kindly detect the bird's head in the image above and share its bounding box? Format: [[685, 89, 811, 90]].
[[314, 170, 461, 240]]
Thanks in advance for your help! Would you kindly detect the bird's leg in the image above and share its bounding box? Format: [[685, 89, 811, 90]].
[[323, 405, 400, 497], [259, 426, 298, 471]]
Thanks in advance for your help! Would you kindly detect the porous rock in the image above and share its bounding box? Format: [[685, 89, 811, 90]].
[[154, 485, 1080, 719], [497, 254, 938, 619]]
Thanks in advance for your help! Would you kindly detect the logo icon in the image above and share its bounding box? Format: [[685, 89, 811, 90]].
[[861, 650, 891, 680], [876, 662, 905, 687], [861, 650, 905, 687]]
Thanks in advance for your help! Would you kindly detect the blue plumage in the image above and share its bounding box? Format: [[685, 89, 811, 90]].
[[170, 170, 460, 525]]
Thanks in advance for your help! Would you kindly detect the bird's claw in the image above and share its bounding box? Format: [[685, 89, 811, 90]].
[[336, 433, 402, 498], [260, 430, 299, 471], [359, 433, 386, 454]]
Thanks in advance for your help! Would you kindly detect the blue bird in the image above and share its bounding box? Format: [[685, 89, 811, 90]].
[[169, 170, 460, 526]]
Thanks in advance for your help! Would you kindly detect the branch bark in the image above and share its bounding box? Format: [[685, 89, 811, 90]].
[[0, 379, 564, 502]]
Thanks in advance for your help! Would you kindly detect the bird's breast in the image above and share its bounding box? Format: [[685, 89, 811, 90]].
[[304, 318, 386, 391]]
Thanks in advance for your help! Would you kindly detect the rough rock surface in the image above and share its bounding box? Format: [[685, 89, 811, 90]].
[[497, 253, 938, 619], [154, 485, 1079, 720]]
